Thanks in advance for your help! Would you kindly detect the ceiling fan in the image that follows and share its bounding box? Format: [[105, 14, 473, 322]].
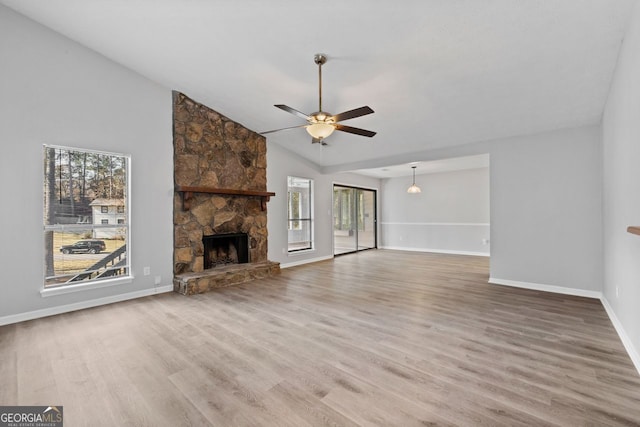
[[261, 54, 376, 145]]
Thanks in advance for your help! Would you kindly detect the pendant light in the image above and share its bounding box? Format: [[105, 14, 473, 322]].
[[407, 165, 421, 193]]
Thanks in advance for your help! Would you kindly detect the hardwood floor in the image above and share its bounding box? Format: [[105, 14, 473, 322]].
[[2, 250, 640, 426]]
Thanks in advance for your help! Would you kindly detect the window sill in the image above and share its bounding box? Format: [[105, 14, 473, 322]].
[[287, 248, 315, 257], [41, 276, 133, 298]]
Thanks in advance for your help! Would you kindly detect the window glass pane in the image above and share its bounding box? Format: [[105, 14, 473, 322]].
[[288, 191, 302, 229], [45, 226, 128, 287], [288, 220, 312, 251], [287, 176, 312, 252], [43, 146, 129, 288]]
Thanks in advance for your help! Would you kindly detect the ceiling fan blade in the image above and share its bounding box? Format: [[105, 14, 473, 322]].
[[275, 104, 311, 121], [335, 124, 377, 138], [260, 124, 307, 135], [331, 106, 374, 123]]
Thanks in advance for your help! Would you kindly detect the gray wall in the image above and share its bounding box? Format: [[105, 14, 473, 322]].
[[602, 1, 640, 366], [489, 126, 603, 292], [0, 6, 174, 321], [380, 167, 490, 255]]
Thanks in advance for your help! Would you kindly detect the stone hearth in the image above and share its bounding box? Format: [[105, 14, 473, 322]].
[[172, 92, 279, 295], [174, 262, 281, 296]]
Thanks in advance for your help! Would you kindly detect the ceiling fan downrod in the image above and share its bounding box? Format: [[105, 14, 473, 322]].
[[314, 54, 326, 113]]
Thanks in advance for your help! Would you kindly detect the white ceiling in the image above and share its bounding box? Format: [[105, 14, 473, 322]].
[[2, 0, 635, 174]]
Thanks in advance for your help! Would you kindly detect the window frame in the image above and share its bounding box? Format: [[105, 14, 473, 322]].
[[42, 144, 132, 295], [287, 176, 313, 253]]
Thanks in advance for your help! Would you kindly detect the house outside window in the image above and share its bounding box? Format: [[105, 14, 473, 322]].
[[43, 145, 130, 289], [287, 176, 313, 252], [90, 199, 126, 237]]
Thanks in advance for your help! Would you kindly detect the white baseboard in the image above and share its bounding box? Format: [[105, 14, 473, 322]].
[[380, 246, 490, 257], [488, 277, 602, 299], [600, 297, 640, 376], [280, 255, 334, 269], [489, 277, 640, 376], [0, 285, 174, 326]]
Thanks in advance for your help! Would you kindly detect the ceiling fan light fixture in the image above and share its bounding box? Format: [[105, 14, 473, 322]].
[[407, 165, 421, 193], [306, 122, 335, 139]]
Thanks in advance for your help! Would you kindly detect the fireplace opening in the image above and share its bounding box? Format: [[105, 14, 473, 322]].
[[203, 233, 249, 269]]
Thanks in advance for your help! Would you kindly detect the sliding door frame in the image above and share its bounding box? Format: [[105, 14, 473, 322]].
[[332, 183, 378, 256]]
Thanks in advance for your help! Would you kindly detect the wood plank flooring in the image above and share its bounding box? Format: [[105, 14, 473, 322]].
[[2, 249, 640, 426]]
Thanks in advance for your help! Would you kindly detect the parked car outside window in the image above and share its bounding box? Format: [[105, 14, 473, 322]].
[[59, 240, 106, 254]]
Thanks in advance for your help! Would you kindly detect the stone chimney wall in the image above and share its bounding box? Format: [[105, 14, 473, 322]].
[[173, 92, 269, 275]]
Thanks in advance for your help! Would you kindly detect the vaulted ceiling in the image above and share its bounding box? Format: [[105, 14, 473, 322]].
[[2, 0, 635, 175]]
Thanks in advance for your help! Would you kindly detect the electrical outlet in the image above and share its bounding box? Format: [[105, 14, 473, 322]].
[[143, 267, 151, 276], [154, 276, 161, 285]]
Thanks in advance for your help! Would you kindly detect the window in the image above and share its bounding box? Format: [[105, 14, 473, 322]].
[[43, 145, 130, 289], [287, 176, 312, 252], [117, 219, 125, 225], [117, 205, 125, 213]]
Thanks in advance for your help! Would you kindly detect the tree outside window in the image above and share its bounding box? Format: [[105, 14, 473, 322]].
[[288, 191, 302, 230]]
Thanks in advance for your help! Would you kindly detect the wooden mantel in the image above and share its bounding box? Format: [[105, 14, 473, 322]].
[[176, 185, 275, 211], [628, 226, 640, 236]]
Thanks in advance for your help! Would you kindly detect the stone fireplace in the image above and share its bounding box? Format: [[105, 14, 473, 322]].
[[172, 92, 280, 295]]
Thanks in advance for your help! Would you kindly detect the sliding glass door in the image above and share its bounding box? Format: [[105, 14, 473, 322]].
[[333, 185, 377, 255]]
